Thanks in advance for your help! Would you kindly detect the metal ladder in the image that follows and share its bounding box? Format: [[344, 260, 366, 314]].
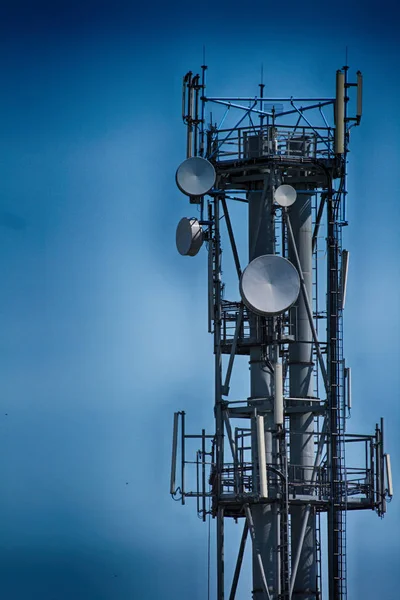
[[315, 511, 322, 599], [312, 193, 323, 600], [279, 430, 290, 599], [334, 221, 347, 600]]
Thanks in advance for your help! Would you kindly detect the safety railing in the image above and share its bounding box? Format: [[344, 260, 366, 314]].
[[207, 124, 334, 163]]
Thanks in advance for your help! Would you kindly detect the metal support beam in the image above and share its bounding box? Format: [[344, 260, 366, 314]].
[[250, 173, 272, 260], [289, 504, 312, 599], [312, 193, 327, 253], [214, 197, 225, 599], [205, 96, 335, 102], [181, 410, 186, 505], [229, 521, 249, 600], [170, 412, 179, 495], [312, 418, 328, 483], [223, 411, 236, 461], [202, 429, 206, 522], [217, 506, 225, 600], [222, 305, 244, 396], [221, 196, 242, 279], [244, 504, 272, 600]]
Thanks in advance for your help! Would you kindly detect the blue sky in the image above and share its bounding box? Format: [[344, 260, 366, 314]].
[[0, 2, 398, 599]]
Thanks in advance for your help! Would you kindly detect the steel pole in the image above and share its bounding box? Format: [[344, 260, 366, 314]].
[[248, 183, 277, 599], [214, 197, 225, 599], [288, 193, 317, 600]]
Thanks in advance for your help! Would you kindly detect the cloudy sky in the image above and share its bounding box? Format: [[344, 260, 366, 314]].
[[0, 1, 398, 599]]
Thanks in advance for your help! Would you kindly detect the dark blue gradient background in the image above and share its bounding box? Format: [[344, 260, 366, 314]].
[[0, 2, 398, 599]]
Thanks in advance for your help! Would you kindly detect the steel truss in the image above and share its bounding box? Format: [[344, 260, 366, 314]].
[[170, 66, 392, 600]]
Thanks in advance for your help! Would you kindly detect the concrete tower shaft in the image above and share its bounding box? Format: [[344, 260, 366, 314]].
[[289, 193, 317, 600], [248, 187, 277, 598]]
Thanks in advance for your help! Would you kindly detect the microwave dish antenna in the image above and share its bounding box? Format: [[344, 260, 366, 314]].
[[176, 156, 216, 197], [239, 254, 300, 316], [274, 184, 297, 207]]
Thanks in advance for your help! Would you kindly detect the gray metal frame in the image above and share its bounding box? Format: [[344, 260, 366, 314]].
[[170, 65, 391, 600]]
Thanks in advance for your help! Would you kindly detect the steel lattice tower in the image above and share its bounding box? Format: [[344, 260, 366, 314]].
[[170, 65, 393, 600]]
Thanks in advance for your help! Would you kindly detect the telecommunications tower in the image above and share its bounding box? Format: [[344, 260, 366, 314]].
[[170, 65, 393, 600]]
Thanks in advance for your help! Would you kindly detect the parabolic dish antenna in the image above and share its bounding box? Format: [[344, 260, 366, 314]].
[[176, 217, 204, 257], [239, 254, 300, 316], [176, 156, 216, 197], [274, 184, 297, 207]]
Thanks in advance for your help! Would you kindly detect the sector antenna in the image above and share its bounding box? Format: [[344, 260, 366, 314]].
[[175, 217, 204, 256]]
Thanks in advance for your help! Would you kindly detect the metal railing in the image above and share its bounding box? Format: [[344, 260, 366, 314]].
[[207, 124, 334, 163]]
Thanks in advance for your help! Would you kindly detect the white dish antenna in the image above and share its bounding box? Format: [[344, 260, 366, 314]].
[[176, 156, 216, 197], [176, 217, 204, 256], [274, 184, 297, 207], [240, 254, 300, 316]]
